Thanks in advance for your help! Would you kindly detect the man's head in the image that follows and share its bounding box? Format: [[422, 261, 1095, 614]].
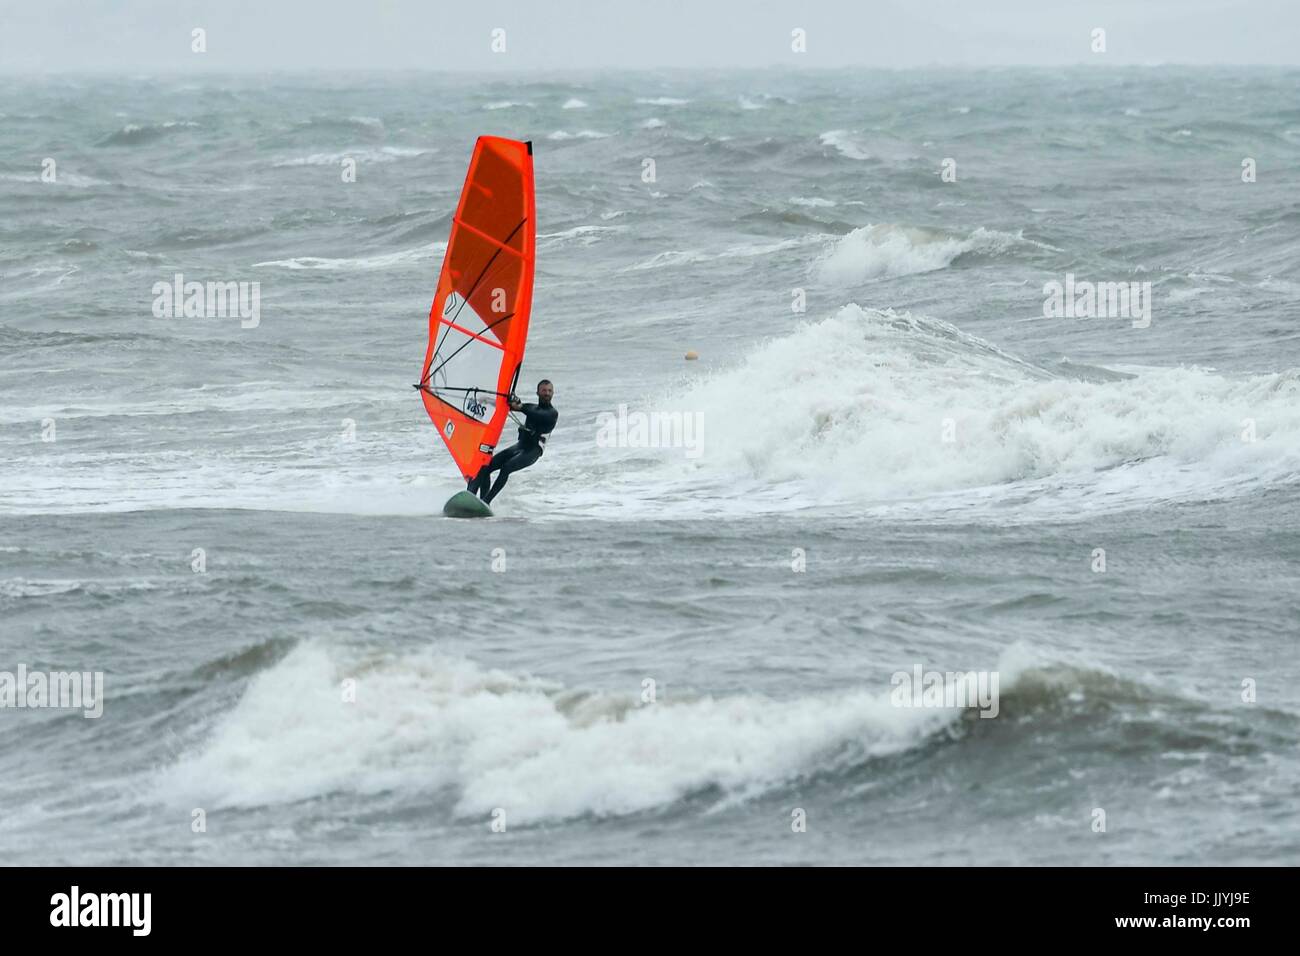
[[537, 379, 554, 404]]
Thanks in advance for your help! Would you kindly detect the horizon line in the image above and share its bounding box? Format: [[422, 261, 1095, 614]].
[[3, 62, 1298, 77]]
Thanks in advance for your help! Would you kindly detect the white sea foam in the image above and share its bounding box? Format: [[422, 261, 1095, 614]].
[[628, 235, 824, 271], [273, 146, 435, 167], [538, 224, 624, 247], [0, 171, 108, 188], [819, 129, 872, 160], [813, 224, 1046, 284], [154, 643, 958, 822], [252, 244, 439, 270], [546, 129, 611, 140], [627, 304, 1300, 513]]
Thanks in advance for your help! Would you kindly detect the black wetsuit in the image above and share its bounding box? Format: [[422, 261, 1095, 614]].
[[467, 400, 558, 504]]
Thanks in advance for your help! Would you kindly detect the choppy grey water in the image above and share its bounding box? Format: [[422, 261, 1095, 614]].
[[2, 68, 1299, 866]]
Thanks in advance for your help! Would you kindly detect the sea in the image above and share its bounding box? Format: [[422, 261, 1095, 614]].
[[2, 67, 1298, 865]]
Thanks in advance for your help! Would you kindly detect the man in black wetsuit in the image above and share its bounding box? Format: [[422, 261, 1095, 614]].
[[467, 379, 557, 504]]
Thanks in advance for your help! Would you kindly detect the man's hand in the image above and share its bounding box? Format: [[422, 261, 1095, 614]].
[[508, 394, 522, 411]]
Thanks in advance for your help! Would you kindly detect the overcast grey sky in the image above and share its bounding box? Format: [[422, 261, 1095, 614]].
[[1, 0, 1296, 72]]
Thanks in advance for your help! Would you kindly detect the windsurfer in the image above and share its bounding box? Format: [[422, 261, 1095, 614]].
[[467, 380, 557, 504]]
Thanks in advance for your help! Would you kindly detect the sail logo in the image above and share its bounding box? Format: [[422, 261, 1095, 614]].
[[50, 886, 151, 936], [463, 393, 489, 419], [1042, 274, 1152, 328], [152, 273, 260, 328], [890, 665, 999, 718], [595, 403, 704, 459], [0, 665, 103, 718]]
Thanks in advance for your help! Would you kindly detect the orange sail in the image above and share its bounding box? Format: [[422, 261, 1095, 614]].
[[417, 137, 535, 480]]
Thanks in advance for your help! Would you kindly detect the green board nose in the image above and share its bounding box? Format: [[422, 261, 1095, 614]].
[[443, 490, 494, 518]]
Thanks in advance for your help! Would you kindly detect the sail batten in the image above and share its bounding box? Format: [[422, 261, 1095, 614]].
[[452, 217, 528, 256], [418, 137, 536, 479]]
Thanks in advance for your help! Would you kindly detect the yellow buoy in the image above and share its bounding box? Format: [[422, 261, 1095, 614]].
[[684, 350, 699, 361]]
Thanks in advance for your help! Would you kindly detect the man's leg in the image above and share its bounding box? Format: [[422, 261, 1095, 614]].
[[473, 446, 521, 500], [484, 446, 541, 504], [468, 460, 494, 496]]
